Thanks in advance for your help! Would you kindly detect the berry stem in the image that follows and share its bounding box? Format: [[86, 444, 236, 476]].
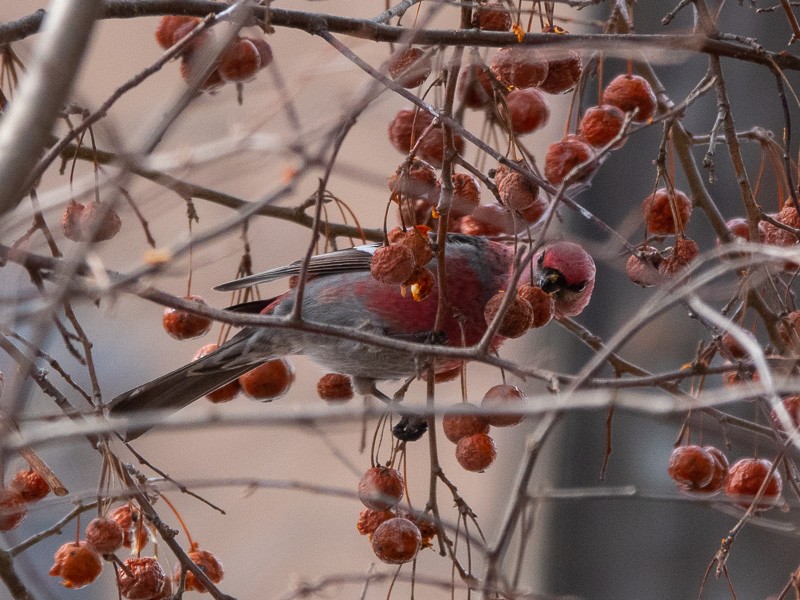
[[160, 494, 197, 551]]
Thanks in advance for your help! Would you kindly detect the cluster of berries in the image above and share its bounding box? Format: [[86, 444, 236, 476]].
[[355, 466, 435, 564], [155, 15, 273, 91], [443, 384, 529, 472], [369, 226, 435, 301], [0, 469, 50, 532], [484, 284, 555, 338], [668, 446, 783, 509], [162, 297, 295, 403], [49, 503, 223, 597]]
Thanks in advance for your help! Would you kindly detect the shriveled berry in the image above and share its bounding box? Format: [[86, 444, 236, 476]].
[[544, 137, 594, 185], [455, 432, 497, 471], [358, 466, 404, 510], [387, 109, 464, 167], [170, 18, 210, 55], [472, 2, 512, 31], [495, 163, 539, 211], [490, 46, 548, 89], [603, 74, 657, 122], [723, 217, 753, 241], [484, 291, 533, 338], [725, 458, 782, 509], [193, 344, 241, 402], [451, 172, 482, 216], [697, 446, 729, 495], [659, 238, 699, 277], [317, 373, 354, 402], [539, 28, 582, 94], [772, 395, 800, 429], [387, 159, 438, 202], [642, 188, 692, 235], [667, 445, 715, 490], [0, 489, 26, 531], [389, 226, 433, 266], [504, 87, 550, 135], [372, 517, 421, 564], [516, 284, 554, 328], [108, 505, 149, 550], [371, 244, 416, 285], [781, 310, 800, 348], [626, 247, 663, 288], [218, 38, 261, 83], [396, 509, 437, 549], [49, 541, 102, 589], [182, 548, 224, 592], [442, 403, 490, 443], [162, 295, 213, 340], [481, 384, 527, 427], [155, 16, 200, 50], [719, 331, 754, 361], [79, 201, 122, 242], [387, 47, 432, 88], [239, 358, 295, 401], [357, 508, 395, 536], [118, 557, 166, 600], [457, 64, 494, 110], [579, 104, 626, 148], [433, 363, 462, 383], [10, 469, 49, 502], [85, 517, 125, 554], [61, 201, 85, 242]]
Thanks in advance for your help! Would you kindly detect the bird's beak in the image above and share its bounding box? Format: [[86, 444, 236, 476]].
[[539, 271, 562, 293]]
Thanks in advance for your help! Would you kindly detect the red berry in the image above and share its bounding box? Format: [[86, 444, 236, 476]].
[[162, 295, 213, 340], [108, 505, 149, 550], [451, 172, 482, 216], [457, 64, 494, 110], [49, 541, 102, 589], [442, 403, 490, 443], [10, 469, 50, 502], [538, 28, 582, 94], [389, 226, 433, 266], [81, 201, 122, 242], [603, 74, 657, 122], [544, 137, 594, 185], [490, 46, 548, 89], [667, 445, 715, 490], [358, 466, 404, 510], [719, 330, 754, 361], [387, 47, 432, 88], [455, 433, 497, 471], [357, 508, 395, 536], [371, 517, 421, 564], [396, 509, 437, 549], [85, 517, 125, 554], [578, 104, 626, 148], [387, 109, 464, 167], [481, 384, 527, 427], [725, 458, 782, 509], [61, 200, 85, 242], [118, 557, 166, 600], [516, 284, 555, 327], [642, 188, 692, 235], [472, 2, 512, 31], [370, 244, 417, 285], [626, 247, 663, 288], [387, 158, 438, 203], [659, 237, 699, 277], [193, 344, 241, 402], [317, 373, 354, 402], [458, 203, 513, 236], [245, 37, 273, 70], [0, 489, 26, 531], [155, 16, 200, 50], [239, 358, 295, 401], [495, 162, 540, 211], [403, 267, 435, 301], [781, 310, 800, 349], [218, 38, 261, 83], [504, 87, 550, 135], [723, 217, 752, 241], [179, 55, 224, 90], [181, 548, 224, 592], [484, 291, 533, 338], [772, 396, 800, 429], [697, 446, 729, 495]]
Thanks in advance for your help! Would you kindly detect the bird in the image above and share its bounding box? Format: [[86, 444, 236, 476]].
[[108, 234, 595, 439]]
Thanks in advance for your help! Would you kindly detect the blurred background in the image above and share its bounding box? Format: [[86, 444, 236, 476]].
[[0, 1, 798, 599]]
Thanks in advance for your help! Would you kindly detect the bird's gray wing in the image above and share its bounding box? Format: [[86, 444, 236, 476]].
[[214, 244, 379, 292]]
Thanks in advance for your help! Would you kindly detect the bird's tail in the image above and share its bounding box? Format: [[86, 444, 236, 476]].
[[107, 334, 271, 440]]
